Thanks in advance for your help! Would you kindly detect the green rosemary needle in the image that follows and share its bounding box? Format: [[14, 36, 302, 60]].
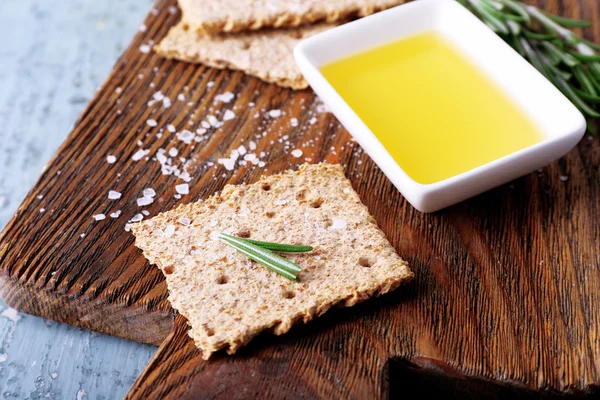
[[458, 0, 600, 131], [219, 233, 311, 281], [233, 237, 313, 253]]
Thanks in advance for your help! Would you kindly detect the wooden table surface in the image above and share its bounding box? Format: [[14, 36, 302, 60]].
[[0, 0, 599, 399], [0, 1, 156, 398]]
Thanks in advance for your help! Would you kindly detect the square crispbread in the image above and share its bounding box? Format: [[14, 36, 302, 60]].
[[131, 164, 412, 359], [179, 0, 406, 34], [155, 22, 332, 90]]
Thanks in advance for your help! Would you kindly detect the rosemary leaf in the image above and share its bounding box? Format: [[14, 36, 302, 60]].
[[220, 234, 303, 273], [223, 241, 300, 281], [541, 11, 592, 28], [235, 237, 313, 253]]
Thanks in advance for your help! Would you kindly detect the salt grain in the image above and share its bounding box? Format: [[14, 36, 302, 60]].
[[268, 109, 282, 118], [129, 214, 143, 223], [309, 117, 317, 125], [110, 210, 122, 218], [106, 155, 117, 164], [143, 188, 156, 198], [177, 130, 195, 144], [93, 214, 106, 221], [146, 119, 158, 127], [328, 218, 347, 230], [132, 149, 149, 161], [249, 141, 257, 150], [169, 148, 179, 157], [290, 118, 299, 127], [108, 190, 122, 200], [176, 183, 189, 195], [137, 197, 154, 207], [223, 110, 236, 121], [139, 44, 151, 54], [167, 124, 176, 133], [291, 149, 303, 158], [215, 92, 234, 103], [178, 217, 191, 226]]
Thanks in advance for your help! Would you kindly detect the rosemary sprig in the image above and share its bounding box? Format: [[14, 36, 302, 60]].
[[218, 233, 312, 281], [457, 0, 600, 132]]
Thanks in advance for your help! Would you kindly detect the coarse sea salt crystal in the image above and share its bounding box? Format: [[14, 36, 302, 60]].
[[309, 117, 317, 125], [139, 44, 151, 54], [328, 218, 347, 230], [106, 155, 117, 164], [110, 210, 122, 218], [143, 188, 156, 198], [207, 115, 222, 127], [291, 149, 303, 158], [223, 110, 235, 121], [215, 92, 234, 103], [167, 124, 176, 133], [178, 217, 191, 226], [219, 158, 236, 171], [164, 225, 176, 238], [93, 214, 106, 221], [238, 145, 247, 156], [179, 172, 192, 182], [249, 141, 257, 150], [142, 210, 150, 216], [177, 130, 194, 144], [176, 183, 189, 195], [268, 109, 281, 118], [169, 148, 179, 157], [129, 214, 143, 223], [146, 119, 158, 127], [108, 190, 122, 200], [290, 118, 299, 127], [132, 149, 149, 161], [137, 197, 154, 206]]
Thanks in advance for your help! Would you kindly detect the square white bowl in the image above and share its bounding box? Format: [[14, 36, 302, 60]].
[[294, 0, 586, 213]]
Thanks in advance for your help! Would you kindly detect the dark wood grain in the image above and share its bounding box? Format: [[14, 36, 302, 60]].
[[0, 0, 599, 398]]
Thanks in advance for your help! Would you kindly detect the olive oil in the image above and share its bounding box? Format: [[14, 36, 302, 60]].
[[320, 32, 544, 184]]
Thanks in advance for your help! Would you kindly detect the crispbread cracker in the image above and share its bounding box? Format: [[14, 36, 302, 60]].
[[179, 0, 406, 34], [155, 22, 332, 89], [131, 164, 412, 359]]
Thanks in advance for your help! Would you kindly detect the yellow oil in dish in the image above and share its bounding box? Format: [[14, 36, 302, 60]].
[[320, 32, 544, 184]]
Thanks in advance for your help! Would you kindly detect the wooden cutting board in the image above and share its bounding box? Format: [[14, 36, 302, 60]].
[[0, 0, 599, 398]]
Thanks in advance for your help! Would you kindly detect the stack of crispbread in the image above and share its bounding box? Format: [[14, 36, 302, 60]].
[[131, 163, 412, 358], [155, 0, 406, 89]]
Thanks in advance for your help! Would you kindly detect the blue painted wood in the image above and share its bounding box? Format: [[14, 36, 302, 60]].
[[0, 0, 157, 398]]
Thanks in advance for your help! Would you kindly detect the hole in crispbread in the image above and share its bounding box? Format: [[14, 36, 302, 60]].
[[295, 189, 306, 200], [237, 230, 251, 238], [216, 276, 228, 284], [163, 266, 174, 274], [283, 291, 295, 299], [261, 183, 271, 191], [265, 211, 275, 218], [310, 198, 323, 208], [358, 257, 372, 268], [206, 328, 215, 337]]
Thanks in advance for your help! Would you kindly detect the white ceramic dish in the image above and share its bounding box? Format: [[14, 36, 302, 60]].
[[294, 0, 586, 213]]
